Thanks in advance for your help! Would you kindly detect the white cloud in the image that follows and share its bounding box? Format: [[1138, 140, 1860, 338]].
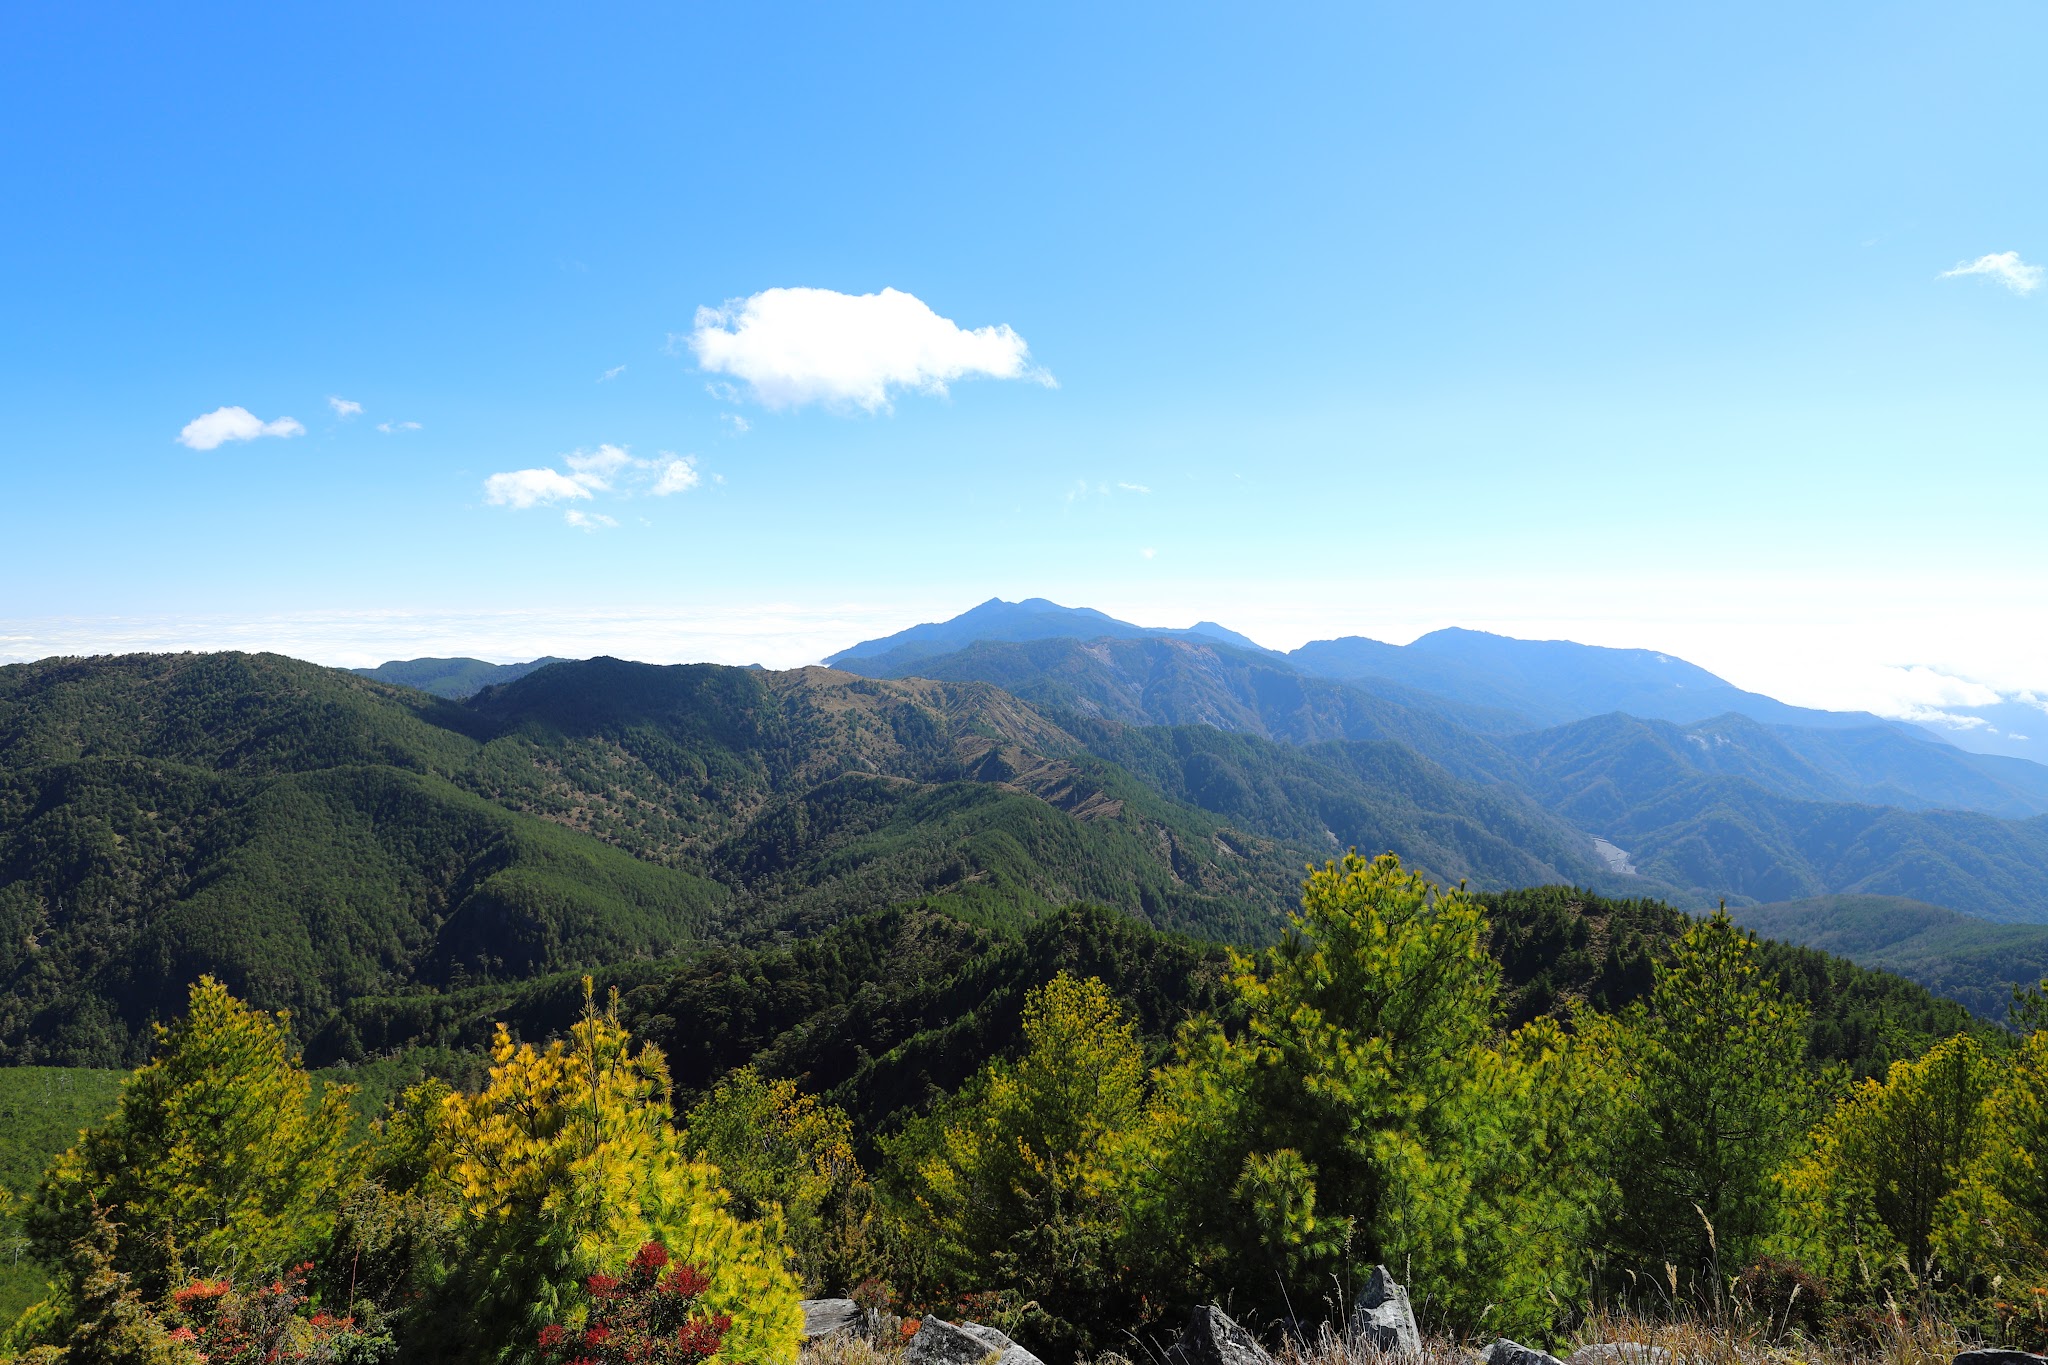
[[1142, 547, 1157, 559], [688, 286, 1053, 412], [483, 468, 593, 508], [377, 421, 422, 434], [1940, 251, 2043, 295], [176, 406, 306, 451], [720, 413, 750, 435], [484, 443, 704, 517], [651, 455, 700, 495], [599, 365, 626, 383], [328, 396, 363, 419], [564, 443, 634, 491], [1118, 482, 1152, 494], [564, 510, 618, 531]]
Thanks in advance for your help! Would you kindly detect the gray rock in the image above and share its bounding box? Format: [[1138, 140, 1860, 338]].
[[1566, 1347, 1670, 1365], [1351, 1265, 1422, 1358], [1954, 1353, 2048, 1365], [960, 1322, 1045, 1365], [1166, 1305, 1274, 1365], [800, 1299, 864, 1342], [905, 1318, 1045, 1365], [907, 1318, 996, 1365], [1488, 1342, 1565, 1365]]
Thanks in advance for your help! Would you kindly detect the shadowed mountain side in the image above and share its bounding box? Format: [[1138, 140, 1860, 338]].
[[1730, 894, 2048, 1019]]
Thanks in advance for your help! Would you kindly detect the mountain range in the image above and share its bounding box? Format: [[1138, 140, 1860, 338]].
[[7, 597, 2048, 1059]]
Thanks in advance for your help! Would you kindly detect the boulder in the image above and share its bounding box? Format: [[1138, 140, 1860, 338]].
[[905, 1317, 1045, 1365], [801, 1299, 864, 1342], [1487, 1342, 1565, 1365], [1351, 1266, 1423, 1358], [907, 1318, 996, 1365], [1954, 1353, 2048, 1365], [1566, 1347, 1669, 1365], [960, 1321, 1046, 1365], [1166, 1305, 1274, 1365]]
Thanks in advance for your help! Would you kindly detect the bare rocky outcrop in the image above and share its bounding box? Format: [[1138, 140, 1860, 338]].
[[905, 1316, 1045, 1365], [1165, 1305, 1274, 1365], [1487, 1341, 1566, 1365], [800, 1299, 864, 1342], [1350, 1266, 1423, 1358]]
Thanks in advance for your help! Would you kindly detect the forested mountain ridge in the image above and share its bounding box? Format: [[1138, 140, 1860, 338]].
[[348, 654, 569, 698]]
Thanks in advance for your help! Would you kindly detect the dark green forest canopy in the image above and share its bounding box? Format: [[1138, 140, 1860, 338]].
[[315, 889, 1979, 1149]]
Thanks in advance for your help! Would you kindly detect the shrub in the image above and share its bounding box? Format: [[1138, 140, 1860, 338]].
[[536, 1241, 731, 1365]]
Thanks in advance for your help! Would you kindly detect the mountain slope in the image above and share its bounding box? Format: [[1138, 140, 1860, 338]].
[[1730, 894, 2048, 1019], [0, 653, 1327, 1062], [1505, 726, 2048, 920], [1509, 711, 2048, 819], [1289, 627, 1897, 732], [832, 634, 1522, 783]]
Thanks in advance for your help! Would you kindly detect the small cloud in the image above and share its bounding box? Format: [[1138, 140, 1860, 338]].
[[687, 286, 1053, 412], [651, 454, 700, 495], [1142, 547, 1157, 559], [328, 396, 364, 419], [1940, 251, 2043, 295], [377, 421, 422, 434], [484, 443, 703, 515], [564, 443, 634, 491], [564, 509, 618, 531], [598, 364, 626, 383], [1118, 482, 1151, 494], [720, 413, 750, 435], [177, 406, 306, 451], [484, 468, 593, 509]]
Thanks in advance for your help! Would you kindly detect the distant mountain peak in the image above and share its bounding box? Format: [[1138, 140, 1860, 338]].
[[822, 597, 1270, 668]]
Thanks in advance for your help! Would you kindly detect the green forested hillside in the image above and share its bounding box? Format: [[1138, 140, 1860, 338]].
[[1731, 893, 2048, 1019], [0, 1066, 123, 1319], [0, 654, 1315, 1062], [1507, 715, 2048, 918]]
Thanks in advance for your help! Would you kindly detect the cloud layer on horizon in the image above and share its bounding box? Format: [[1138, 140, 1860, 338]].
[[687, 286, 1053, 412]]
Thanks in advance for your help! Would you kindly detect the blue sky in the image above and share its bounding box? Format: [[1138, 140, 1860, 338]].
[[3, 2, 2044, 729]]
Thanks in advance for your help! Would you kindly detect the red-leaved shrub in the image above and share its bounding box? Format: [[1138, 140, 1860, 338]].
[[538, 1241, 732, 1365]]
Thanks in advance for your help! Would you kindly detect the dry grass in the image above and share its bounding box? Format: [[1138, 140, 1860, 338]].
[[1265, 1309, 1970, 1365], [801, 1324, 912, 1365], [804, 1306, 1978, 1365]]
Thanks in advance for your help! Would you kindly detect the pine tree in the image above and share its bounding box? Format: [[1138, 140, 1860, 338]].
[[1777, 1032, 1993, 1291], [429, 981, 803, 1363], [1610, 912, 1815, 1287], [25, 977, 359, 1301]]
